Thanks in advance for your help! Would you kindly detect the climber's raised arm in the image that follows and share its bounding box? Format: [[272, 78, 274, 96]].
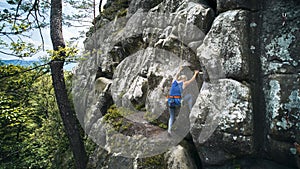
[[173, 66, 183, 82], [183, 70, 199, 89]]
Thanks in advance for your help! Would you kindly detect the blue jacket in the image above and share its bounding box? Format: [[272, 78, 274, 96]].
[[168, 80, 183, 107]]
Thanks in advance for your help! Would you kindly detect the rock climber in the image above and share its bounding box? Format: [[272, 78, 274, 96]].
[[167, 67, 199, 134]]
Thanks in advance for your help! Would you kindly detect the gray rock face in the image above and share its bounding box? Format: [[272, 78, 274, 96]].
[[78, 0, 300, 168], [197, 9, 250, 81], [190, 79, 253, 166], [260, 0, 300, 167], [111, 48, 182, 121], [149, 0, 215, 33], [190, 9, 253, 167], [216, 0, 260, 13], [128, 0, 163, 14], [88, 146, 134, 169], [165, 144, 198, 169]]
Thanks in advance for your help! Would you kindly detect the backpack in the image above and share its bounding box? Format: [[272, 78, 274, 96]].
[[168, 81, 183, 108]]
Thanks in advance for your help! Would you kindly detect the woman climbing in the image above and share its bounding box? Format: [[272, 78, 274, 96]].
[[167, 67, 199, 134]]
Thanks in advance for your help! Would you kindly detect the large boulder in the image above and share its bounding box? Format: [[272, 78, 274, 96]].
[[191, 9, 254, 167], [260, 0, 300, 167], [165, 144, 198, 169], [197, 9, 250, 81], [87, 146, 134, 169], [190, 79, 253, 166], [111, 47, 194, 122], [88, 143, 199, 169]]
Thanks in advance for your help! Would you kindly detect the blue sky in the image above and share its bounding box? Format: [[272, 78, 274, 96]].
[[0, 0, 106, 61]]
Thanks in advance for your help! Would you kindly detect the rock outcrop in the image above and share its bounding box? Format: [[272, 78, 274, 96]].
[[72, 0, 300, 168], [260, 0, 300, 167]]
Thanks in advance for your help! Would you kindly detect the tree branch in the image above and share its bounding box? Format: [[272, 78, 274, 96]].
[[14, 0, 23, 27], [33, 0, 45, 50], [5, 34, 15, 43], [0, 50, 18, 56], [0, 30, 27, 35], [24, 0, 46, 49]]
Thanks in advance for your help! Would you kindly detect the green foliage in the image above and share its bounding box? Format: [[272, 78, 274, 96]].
[[144, 112, 168, 129], [0, 66, 76, 168], [0, 0, 49, 57], [84, 137, 98, 161], [0, 65, 46, 167], [135, 103, 146, 111], [1, 0, 95, 168], [104, 105, 133, 132], [151, 119, 168, 129], [22, 72, 77, 169], [47, 43, 79, 61], [10, 39, 41, 57], [138, 154, 167, 169]]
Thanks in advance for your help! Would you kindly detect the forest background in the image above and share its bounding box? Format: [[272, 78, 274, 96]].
[[0, 0, 108, 168]]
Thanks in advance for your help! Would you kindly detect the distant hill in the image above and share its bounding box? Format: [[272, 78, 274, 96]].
[[1, 60, 42, 67], [0, 59, 77, 71]]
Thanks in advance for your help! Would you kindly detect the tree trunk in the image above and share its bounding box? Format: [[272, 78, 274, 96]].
[[99, 0, 103, 13], [50, 0, 87, 168]]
